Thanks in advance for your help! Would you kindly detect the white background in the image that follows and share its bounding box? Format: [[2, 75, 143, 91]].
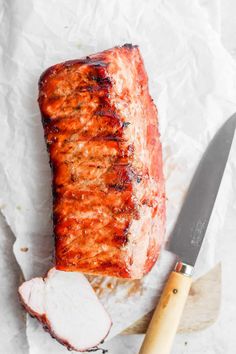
[[1, 0, 236, 353]]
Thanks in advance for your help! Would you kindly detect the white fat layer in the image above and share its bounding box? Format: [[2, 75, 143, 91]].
[[19, 278, 45, 315], [20, 268, 111, 351]]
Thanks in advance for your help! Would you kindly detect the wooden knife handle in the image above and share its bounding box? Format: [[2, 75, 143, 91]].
[[139, 270, 192, 354]]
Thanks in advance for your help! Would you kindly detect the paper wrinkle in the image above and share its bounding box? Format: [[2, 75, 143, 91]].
[[1, 0, 236, 351]]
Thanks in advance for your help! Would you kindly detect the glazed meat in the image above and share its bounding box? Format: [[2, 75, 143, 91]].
[[38, 44, 165, 279]]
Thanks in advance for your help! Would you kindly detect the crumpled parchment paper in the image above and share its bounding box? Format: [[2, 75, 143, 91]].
[[1, 0, 236, 352]]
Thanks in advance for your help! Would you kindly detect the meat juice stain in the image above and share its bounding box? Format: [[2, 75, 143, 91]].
[[87, 276, 107, 297], [20, 247, 29, 252], [126, 279, 143, 297], [88, 275, 143, 299]]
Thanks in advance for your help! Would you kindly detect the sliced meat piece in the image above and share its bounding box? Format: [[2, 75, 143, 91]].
[[18, 268, 111, 352], [39, 44, 166, 279]]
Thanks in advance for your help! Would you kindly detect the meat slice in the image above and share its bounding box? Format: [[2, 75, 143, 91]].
[[18, 268, 111, 352], [38, 44, 165, 279]]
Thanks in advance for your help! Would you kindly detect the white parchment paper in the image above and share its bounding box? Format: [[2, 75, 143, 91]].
[[1, 0, 236, 352]]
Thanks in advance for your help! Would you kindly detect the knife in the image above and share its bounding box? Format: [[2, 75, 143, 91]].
[[139, 113, 236, 354]]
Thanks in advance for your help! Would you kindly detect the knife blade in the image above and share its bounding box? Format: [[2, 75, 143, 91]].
[[169, 113, 236, 267], [139, 113, 236, 354]]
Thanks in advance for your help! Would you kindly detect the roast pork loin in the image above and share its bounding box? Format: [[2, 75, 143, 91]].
[[18, 268, 111, 352], [38, 44, 166, 279]]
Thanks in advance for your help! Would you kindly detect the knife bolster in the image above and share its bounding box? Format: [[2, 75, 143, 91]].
[[174, 261, 194, 276]]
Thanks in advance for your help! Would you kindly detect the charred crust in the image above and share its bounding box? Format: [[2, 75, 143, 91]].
[[77, 85, 108, 93], [52, 211, 59, 224], [38, 65, 59, 87], [90, 61, 107, 68], [38, 57, 108, 90], [91, 76, 112, 86], [122, 43, 138, 49], [109, 184, 126, 192], [94, 108, 119, 120], [122, 121, 131, 128], [41, 115, 52, 126], [136, 176, 142, 183], [38, 43, 137, 88], [96, 135, 121, 141], [114, 232, 129, 246], [64, 58, 91, 67], [87, 347, 108, 353], [52, 185, 58, 202], [50, 331, 108, 353]]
